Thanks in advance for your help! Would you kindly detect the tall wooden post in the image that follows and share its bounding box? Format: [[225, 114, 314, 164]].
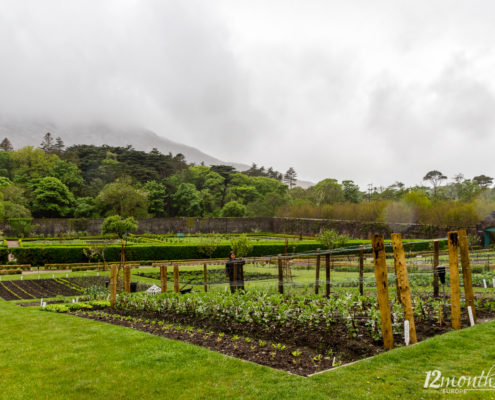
[[448, 232, 462, 330], [433, 240, 439, 298], [315, 249, 321, 295], [393, 250, 401, 304], [277, 255, 284, 294], [160, 264, 167, 294], [173, 264, 179, 294], [372, 235, 394, 350], [359, 246, 364, 296], [203, 263, 208, 293], [110, 264, 117, 307], [391, 233, 417, 344], [458, 229, 476, 323], [325, 253, 331, 298], [124, 265, 131, 293]]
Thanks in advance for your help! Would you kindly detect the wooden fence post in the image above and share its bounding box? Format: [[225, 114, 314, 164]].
[[371, 235, 394, 350], [433, 240, 439, 298], [160, 264, 167, 294], [359, 246, 364, 296], [173, 264, 179, 294], [325, 253, 331, 298], [278, 255, 284, 294], [315, 249, 321, 295], [203, 263, 208, 293], [448, 231, 462, 330], [110, 264, 117, 307], [391, 233, 417, 344], [124, 265, 131, 293], [458, 229, 476, 323]]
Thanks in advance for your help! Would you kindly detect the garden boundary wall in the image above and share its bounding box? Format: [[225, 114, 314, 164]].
[[1, 217, 477, 239]]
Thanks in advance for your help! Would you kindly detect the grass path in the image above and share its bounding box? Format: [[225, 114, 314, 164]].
[[1, 300, 495, 399]]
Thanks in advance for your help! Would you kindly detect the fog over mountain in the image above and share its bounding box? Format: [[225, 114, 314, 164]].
[[1, 118, 315, 188]]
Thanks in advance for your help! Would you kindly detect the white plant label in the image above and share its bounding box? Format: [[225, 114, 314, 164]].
[[97, 272, 99, 277], [468, 306, 475, 326], [40, 298, 43, 306], [52, 274, 54, 279], [42, 302, 47, 308], [483, 279, 487, 289], [493, 279, 495, 288], [404, 320, 410, 346], [21, 276, 23, 280], [72, 299, 75, 303], [66, 273, 68, 278]]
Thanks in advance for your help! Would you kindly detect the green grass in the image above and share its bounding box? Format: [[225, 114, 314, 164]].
[[1, 300, 494, 399]]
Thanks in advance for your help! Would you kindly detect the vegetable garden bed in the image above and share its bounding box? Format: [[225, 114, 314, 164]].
[[69, 291, 495, 376]]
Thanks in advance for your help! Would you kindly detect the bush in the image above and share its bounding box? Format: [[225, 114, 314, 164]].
[[0, 269, 21, 275]]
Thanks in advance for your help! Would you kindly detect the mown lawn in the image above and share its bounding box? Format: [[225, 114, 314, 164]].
[[1, 300, 495, 399]]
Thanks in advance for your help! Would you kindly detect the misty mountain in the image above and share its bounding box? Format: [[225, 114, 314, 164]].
[[1, 120, 313, 188]]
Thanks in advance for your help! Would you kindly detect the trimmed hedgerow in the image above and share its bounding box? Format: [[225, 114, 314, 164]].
[[9, 239, 433, 266]]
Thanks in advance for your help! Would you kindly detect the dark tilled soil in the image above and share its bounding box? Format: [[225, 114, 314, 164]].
[[72, 305, 495, 376], [0, 278, 82, 300]]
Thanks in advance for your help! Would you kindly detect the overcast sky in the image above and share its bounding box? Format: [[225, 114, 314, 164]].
[[1, 0, 495, 188]]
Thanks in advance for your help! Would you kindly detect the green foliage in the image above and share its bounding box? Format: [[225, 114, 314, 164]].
[[7, 218, 34, 238], [230, 234, 253, 257], [144, 180, 166, 216], [220, 201, 246, 217], [101, 215, 138, 239], [318, 229, 349, 250], [32, 177, 75, 217], [97, 180, 149, 218], [197, 233, 221, 258], [172, 183, 202, 216]]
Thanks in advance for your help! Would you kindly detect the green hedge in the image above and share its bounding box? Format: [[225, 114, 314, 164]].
[[0, 247, 8, 264], [9, 239, 437, 266]]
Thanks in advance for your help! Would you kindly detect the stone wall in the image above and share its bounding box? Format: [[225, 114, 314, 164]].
[[1, 217, 477, 239]]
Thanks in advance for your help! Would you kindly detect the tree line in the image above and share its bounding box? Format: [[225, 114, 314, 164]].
[[0, 134, 493, 227]]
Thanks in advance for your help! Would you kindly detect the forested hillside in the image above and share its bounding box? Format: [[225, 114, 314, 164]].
[[1, 134, 494, 226]]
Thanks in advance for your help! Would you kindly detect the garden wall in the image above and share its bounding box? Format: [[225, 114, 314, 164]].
[[1, 217, 476, 239]]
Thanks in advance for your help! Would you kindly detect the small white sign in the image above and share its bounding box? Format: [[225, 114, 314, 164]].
[[493, 278, 495, 288], [42, 302, 47, 308], [72, 299, 75, 303], [40, 298, 43, 306], [146, 284, 161, 295], [52, 274, 54, 279], [97, 272, 100, 277], [404, 320, 410, 346], [483, 279, 487, 289], [66, 273, 68, 278], [468, 306, 475, 326], [21, 276, 23, 280]]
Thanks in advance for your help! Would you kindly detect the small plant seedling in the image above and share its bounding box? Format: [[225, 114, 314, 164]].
[[312, 354, 323, 363], [272, 343, 287, 351], [291, 350, 302, 357], [244, 337, 252, 343], [232, 335, 241, 341], [258, 340, 266, 348]]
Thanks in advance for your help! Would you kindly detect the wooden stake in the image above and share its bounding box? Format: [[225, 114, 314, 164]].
[[393, 250, 401, 304], [391, 233, 417, 344], [448, 231, 462, 330], [278, 255, 284, 294], [315, 249, 321, 295], [110, 264, 117, 307], [160, 264, 167, 294], [173, 264, 179, 294], [433, 240, 439, 298], [458, 229, 476, 323], [359, 246, 364, 296], [371, 235, 394, 350], [325, 253, 331, 298], [203, 263, 208, 293], [124, 265, 131, 293]]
